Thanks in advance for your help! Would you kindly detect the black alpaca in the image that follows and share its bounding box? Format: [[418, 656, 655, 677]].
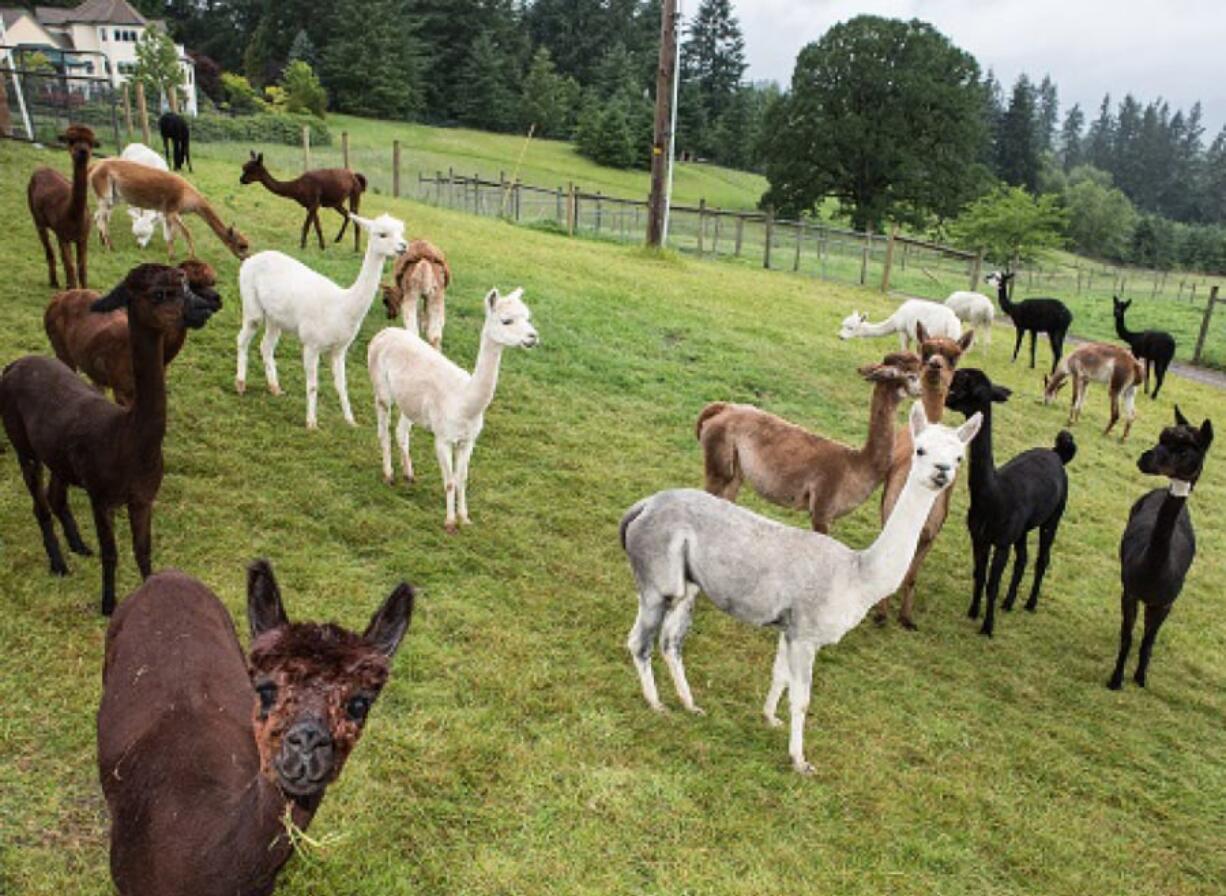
[[158, 112, 192, 173], [1113, 296, 1176, 400], [945, 368, 1076, 637], [987, 271, 1073, 373], [1108, 407, 1212, 690]]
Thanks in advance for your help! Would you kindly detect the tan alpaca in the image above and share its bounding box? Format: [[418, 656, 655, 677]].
[[89, 159, 250, 260], [874, 324, 975, 629], [1043, 342, 1143, 440], [381, 239, 451, 349], [696, 353, 923, 533]]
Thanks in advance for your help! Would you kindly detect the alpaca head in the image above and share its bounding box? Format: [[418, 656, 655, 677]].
[[917, 322, 972, 394], [381, 283, 405, 319], [245, 560, 413, 800], [1041, 369, 1068, 404], [239, 151, 267, 184], [1137, 406, 1213, 486], [350, 214, 407, 259], [837, 311, 868, 340], [59, 124, 98, 166], [176, 258, 222, 311], [945, 368, 1011, 417], [483, 287, 538, 348], [984, 271, 1013, 288], [90, 263, 219, 333], [225, 224, 251, 260], [127, 208, 160, 249], [857, 351, 922, 398], [1112, 295, 1131, 319], [906, 402, 981, 492]]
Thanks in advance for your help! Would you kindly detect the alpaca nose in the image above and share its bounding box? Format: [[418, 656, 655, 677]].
[[935, 463, 951, 474], [284, 721, 332, 757]]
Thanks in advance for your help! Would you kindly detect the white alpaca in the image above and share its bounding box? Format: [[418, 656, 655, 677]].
[[838, 299, 962, 350], [944, 290, 994, 345], [620, 403, 981, 774], [368, 287, 538, 532], [236, 213, 407, 429], [119, 143, 170, 249]]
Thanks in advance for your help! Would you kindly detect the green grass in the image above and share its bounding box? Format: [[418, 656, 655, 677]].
[[2, 136, 1226, 896]]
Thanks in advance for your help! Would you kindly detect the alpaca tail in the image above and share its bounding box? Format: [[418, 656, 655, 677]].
[[619, 499, 649, 552], [695, 402, 729, 441], [354, 172, 368, 193], [1053, 430, 1077, 465]]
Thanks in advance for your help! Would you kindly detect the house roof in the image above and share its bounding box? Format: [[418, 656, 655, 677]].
[[35, 0, 147, 27], [1, 8, 27, 30]]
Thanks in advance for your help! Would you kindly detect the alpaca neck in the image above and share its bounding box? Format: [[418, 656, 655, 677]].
[[853, 382, 901, 474], [965, 404, 999, 502], [126, 318, 167, 457], [1145, 481, 1190, 560], [921, 381, 946, 422], [255, 168, 295, 199], [857, 473, 940, 600], [340, 245, 389, 322], [1114, 312, 1137, 346], [192, 198, 236, 251], [461, 329, 506, 419], [70, 151, 90, 223], [857, 316, 899, 337], [215, 768, 320, 890], [996, 281, 1014, 314]]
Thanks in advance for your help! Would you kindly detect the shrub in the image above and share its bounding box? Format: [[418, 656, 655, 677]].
[[281, 60, 327, 119], [220, 72, 263, 115], [190, 112, 331, 146]]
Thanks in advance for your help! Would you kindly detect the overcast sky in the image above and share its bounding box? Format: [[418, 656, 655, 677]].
[[735, 0, 1226, 137]]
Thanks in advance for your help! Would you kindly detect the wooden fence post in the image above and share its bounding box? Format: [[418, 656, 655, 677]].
[[301, 125, 310, 171], [734, 215, 744, 257], [860, 227, 873, 286], [341, 131, 350, 169], [120, 82, 133, 137], [793, 220, 804, 272], [595, 192, 603, 233], [566, 182, 576, 236], [712, 210, 721, 255], [1193, 285, 1220, 365], [969, 248, 984, 292], [763, 210, 774, 269], [880, 223, 899, 292], [134, 81, 151, 146], [696, 198, 706, 253], [392, 140, 401, 197]]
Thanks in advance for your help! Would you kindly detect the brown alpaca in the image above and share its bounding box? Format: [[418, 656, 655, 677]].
[[0, 264, 219, 614], [89, 158, 250, 260], [44, 259, 221, 407], [240, 151, 367, 251], [381, 238, 452, 348], [874, 324, 975, 629], [697, 352, 923, 533], [27, 124, 98, 289], [99, 560, 414, 896], [1043, 342, 1144, 440]]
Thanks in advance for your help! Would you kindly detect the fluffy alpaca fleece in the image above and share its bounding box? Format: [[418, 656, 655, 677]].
[[838, 299, 962, 350]]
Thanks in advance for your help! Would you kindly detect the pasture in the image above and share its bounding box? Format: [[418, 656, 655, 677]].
[[1, 135, 1225, 895]]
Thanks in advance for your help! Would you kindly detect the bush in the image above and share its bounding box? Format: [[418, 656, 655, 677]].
[[220, 72, 263, 115], [281, 60, 327, 119], [190, 112, 331, 146]]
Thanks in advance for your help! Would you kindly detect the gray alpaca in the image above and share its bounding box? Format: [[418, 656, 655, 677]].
[[620, 403, 981, 774]]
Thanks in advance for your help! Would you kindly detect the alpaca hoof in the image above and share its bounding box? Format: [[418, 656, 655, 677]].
[[1002, 601, 1015, 613], [268, 383, 283, 396], [345, 418, 358, 427], [792, 759, 815, 776], [978, 624, 993, 638], [764, 714, 783, 729], [306, 420, 319, 431], [403, 473, 415, 484], [69, 542, 92, 557], [1024, 601, 1038, 613], [967, 606, 980, 620], [1107, 677, 1123, 691], [900, 617, 918, 631], [684, 704, 705, 716], [1133, 674, 1146, 688], [649, 701, 668, 714], [459, 515, 471, 527], [50, 561, 69, 576], [383, 473, 395, 486], [235, 379, 246, 395], [872, 611, 888, 626], [444, 520, 459, 535]]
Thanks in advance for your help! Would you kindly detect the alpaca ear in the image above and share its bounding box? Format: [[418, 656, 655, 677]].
[[956, 412, 983, 444], [349, 213, 372, 230], [247, 559, 289, 639], [90, 283, 131, 313], [249, 150, 257, 160], [1199, 419, 1213, 450], [958, 330, 975, 352], [257, 152, 264, 163], [364, 583, 415, 658], [1174, 405, 1190, 426], [916, 321, 928, 343], [485, 288, 500, 311], [990, 385, 1012, 403], [908, 401, 929, 438]]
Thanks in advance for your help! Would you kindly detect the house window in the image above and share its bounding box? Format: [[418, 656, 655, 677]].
[[100, 28, 107, 42], [114, 28, 121, 41]]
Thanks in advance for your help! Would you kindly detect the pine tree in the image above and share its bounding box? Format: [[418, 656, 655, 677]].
[[1085, 94, 1115, 172], [681, 0, 746, 120], [995, 75, 1040, 192], [287, 29, 318, 70], [1059, 104, 1084, 171], [454, 30, 521, 132], [318, 0, 425, 119], [519, 47, 577, 138], [1036, 75, 1058, 153]]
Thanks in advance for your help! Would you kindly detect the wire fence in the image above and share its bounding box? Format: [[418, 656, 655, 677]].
[[1, 47, 125, 153]]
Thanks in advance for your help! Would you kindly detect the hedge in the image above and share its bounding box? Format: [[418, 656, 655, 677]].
[[191, 113, 331, 146]]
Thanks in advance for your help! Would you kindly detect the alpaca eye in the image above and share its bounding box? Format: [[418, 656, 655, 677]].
[[501, 318, 514, 326], [916, 448, 926, 457], [347, 695, 371, 722], [255, 683, 277, 715]]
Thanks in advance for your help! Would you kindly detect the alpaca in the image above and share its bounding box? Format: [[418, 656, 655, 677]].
[[1043, 342, 1143, 441], [621, 403, 982, 774], [120, 142, 170, 250], [382, 238, 451, 349], [368, 287, 538, 532], [240, 151, 367, 251], [1113, 296, 1176, 399], [944, 290, 994, 344], [44, 259, 220, 407], [987, 271, 1073, 373], [0, 264, 219, 614], [696, 353, 923, 533], [89, 159, 250, 260], [99, 559, 413, 895], [237, 213, 407, 429], [874, 324, 975, 628], [838, 299, 962, 351], [28, 124, 97, 289], [1108, 407, 1212, 690], [158, 111, 192, 172], [945, 368, 1076, 637]]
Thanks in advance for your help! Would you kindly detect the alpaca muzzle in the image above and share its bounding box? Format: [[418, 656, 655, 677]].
[[275, 719, 335, 796]]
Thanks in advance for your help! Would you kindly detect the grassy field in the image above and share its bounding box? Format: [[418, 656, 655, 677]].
[[2, 136, 1226, 895]]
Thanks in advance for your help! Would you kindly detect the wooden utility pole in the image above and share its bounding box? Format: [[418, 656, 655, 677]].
[[645, 0, 678, 247]]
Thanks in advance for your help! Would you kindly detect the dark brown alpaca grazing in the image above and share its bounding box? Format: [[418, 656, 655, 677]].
[[44, 259, 220, 406], [27, 124, 98, 289], [0, 264, 218, 614], [99, 560, 414, 896], [240, 151, 367, 251]]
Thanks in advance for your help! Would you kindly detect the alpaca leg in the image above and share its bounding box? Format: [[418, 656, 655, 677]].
[[435, 438, 459, 532], [1144, 359, 1152, 395], [330, 347, 355, 426], [898, 330, 909, 352], [127, 500, 152, 579], [1121, 386, 1136, 441], [1104, 389, 1120, 437], [1011, 329, 1024, 363], [299, 211, 312, 249], [426, 290, 445, 349], [36, 225, 59, 287], [303, 346, 321, 429], [19, 457, 68, 575], [235, 316, 261, 394], [76, 235, 88, 289], [762, 632, 789, 727], [454, 439, 476, 525], [1108, 592, 1138, 690], [94, 198, 114, 250], [1025, 515, 1061, 612], [396, 414, 414, 482], [91, 497, 118, 616], [980, 545, 1011, 637], [1152, 361, 1167, 400], [896, 530, 936, 629], [58, 238, 78, 290], [1134, 602, 1172, 687], [660, 585, 702, 714], [969, 537, 989, 619], [177, 217, 197, 258], [1028, 330, 1038, 369], [627, 588, 669, 712], [350, 192, 361, 252], [332, 206, 350, 243], [259, 324, 283, 395], [375, 397, 394, 485], [1001, 536, 1028, 612], [312, 206, 325, 250], [786, 637, 818, 775], [48, 475, 90, 556], [1050, 332, 1065, 374]]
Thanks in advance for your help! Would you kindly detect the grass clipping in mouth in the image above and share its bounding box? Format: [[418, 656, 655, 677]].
[[280, 804, 346, 863]]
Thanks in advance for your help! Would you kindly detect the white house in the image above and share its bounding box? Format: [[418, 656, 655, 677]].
[[0, 0, 197, 114]]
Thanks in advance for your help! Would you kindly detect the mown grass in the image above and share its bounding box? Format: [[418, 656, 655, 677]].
[[1, 136, 1225, 896]]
